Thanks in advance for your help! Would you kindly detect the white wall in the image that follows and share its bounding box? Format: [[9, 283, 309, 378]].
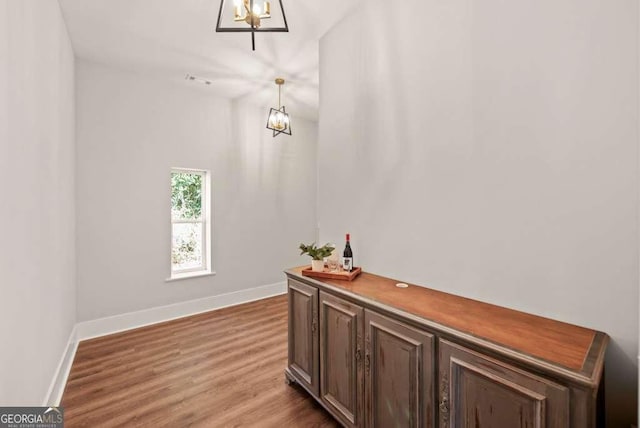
[[319, 0, 638, 425], [76, 60, 317, 321], [0, 0, 76, 405]]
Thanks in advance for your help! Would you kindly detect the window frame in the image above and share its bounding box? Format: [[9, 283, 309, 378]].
[[169, 167, 213, 280]]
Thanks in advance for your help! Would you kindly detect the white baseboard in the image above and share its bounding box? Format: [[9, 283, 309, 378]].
[[43, 326, 78, 406], [75, 281, 287, 341]]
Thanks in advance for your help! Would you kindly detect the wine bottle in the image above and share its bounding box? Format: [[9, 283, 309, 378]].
[[343, 233, 353, 272]]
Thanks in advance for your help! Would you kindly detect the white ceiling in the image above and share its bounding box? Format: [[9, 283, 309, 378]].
[[58, 0, 359, 120]]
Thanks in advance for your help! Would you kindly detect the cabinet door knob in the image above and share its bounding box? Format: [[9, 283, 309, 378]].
[[311, 319, 317, 333], [439, 397, 449, 415], [355, 348, 362, 361]]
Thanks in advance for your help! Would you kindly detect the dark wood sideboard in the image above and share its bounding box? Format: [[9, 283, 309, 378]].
[[284, 267, 608, 428]]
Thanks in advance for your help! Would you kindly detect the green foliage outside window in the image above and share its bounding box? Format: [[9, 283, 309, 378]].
[[172, 172, 202, 220], [171, 172, 204, 269]]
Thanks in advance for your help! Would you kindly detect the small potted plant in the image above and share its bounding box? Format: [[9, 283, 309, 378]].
[[299, 242, 335, 272]]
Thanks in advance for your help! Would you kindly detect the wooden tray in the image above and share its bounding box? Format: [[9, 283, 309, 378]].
[[301, 266, 362, 281]]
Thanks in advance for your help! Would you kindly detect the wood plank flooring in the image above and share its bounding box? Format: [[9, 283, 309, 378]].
[[62, 295, 338, 427]]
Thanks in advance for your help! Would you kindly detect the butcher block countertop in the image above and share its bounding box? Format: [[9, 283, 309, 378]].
[[285, 266, 608, 387]]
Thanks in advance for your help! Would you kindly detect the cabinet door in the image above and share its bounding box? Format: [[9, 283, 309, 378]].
[[365, 310, 435, 428], [439, 340, 569, 428], [319, 291, 364, 428], [288, 279, 319, 396]]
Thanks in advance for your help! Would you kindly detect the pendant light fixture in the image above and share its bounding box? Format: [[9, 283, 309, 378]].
[[216, 0, 289, 51], [266, 78, 291, 137]]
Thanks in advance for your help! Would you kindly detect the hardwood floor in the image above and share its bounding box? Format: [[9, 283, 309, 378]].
[[62, 295, 339, 427]]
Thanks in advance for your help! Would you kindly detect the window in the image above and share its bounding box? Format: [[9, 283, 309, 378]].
[[170, 168, 212, 279]]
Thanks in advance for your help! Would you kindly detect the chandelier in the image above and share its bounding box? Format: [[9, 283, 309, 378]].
[[266, 78, 291, 137], [216, 0, 289, 51]]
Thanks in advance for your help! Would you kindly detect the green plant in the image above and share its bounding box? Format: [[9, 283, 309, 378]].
[[299, 242, 335, 261]]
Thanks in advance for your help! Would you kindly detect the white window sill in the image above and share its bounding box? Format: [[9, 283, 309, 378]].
[[165, 271, 216, 283]]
